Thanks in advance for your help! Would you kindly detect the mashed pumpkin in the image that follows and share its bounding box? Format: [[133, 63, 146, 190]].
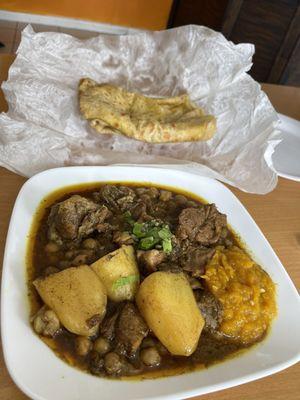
[[203, 246, 276, 344]]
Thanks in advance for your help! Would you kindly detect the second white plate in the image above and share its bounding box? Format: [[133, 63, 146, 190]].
[[273, 113, 300, 182]]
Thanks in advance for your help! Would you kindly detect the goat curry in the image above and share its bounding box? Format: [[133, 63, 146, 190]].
[[27, 183, 276, 379]]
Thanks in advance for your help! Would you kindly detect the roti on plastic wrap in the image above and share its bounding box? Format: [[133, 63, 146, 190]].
[[79, 78, 216, 143]]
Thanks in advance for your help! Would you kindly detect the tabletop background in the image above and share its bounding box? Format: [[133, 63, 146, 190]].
[[0, 54, 299, 400]]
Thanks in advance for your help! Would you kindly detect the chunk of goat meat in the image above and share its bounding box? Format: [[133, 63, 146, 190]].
[[176, 205, 227, 246], [48, 195, 98, 242], [116, 194, 136, 211], [118, 186, 136, 198], [177, 207, 206, 241], [47, 195, 111, 244], [196, 290, 223, 332], [98, 185, 122, 208], [96, 222, 112, 233], [130, 201, 147, 220], [100, 311, 120, 341], [136, 194, 158, 216], [137, 249, 166, 272], [78, 205, 111, 237], [98, 185, 136, 210], [180, 247, 215, 278], [115, 303, 149, 357]]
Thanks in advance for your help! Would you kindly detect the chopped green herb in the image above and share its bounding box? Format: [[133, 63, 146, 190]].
[[158, 226, 172, 240], [131, 234, 139, 242], [125, 217, 173, 253], [147, 227, 161, 240], [133, 222, 146, 238], [123, 211, 135, 226], [139, 236, 160, 250], [162, 238, 172, 253], [112, 275, 139, 290]]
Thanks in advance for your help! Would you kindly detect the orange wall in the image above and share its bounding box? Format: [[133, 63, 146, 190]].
[[0, 0, 173, 30]]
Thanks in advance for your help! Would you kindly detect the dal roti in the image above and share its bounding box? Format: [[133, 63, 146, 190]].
[[78, 78, 216, 143]]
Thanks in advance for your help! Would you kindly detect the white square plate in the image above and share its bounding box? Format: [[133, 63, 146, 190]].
[[2, 166, 300, 400], [273, 113, 300, 182]]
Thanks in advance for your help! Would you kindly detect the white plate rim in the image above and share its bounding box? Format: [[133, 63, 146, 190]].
[[274, 113, 300, 182]]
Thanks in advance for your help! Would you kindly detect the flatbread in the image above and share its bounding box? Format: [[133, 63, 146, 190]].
[[78, 78, 216, 143]]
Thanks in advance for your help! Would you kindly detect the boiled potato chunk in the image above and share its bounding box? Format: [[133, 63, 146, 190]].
[[136, 271, 204, 356], [33, 265, 107, 336], [91, 245, 139, 302]]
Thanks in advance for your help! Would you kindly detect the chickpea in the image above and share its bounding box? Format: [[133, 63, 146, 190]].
[[104, 352, 123, 375], [159, 190, 172, 202], [65, 250, 77, 260], [72, 254, 88, 266], [44, 265, 59, 276], [93, 337, 110, 355], [89, 350, 104, 375], [174, 194, 188, 205], [47, 254, 59, 265], [45, 242, 60, 253], [140, 347, 161, 367], [82, 238, 98, 250], [147, 187, 159, 199], [186, 200, 197, 207], [81, 249, 96, 257], [33, 314, 45, 334], [75, 336, 92, 356], [33, 307, 60, 337], [136, 187, 147, 195], [44, 266, 59, 276], [58, 260, 70, 269]]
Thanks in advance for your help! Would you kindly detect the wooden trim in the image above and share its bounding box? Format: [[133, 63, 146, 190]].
[[167, 0, 180, 28], [268, 6, 300, 83], [221, 0, 244, 37], [0, 10, 142, 34]]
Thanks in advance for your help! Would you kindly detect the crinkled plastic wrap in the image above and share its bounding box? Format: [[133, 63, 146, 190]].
[[0, 25, 280, 193]]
